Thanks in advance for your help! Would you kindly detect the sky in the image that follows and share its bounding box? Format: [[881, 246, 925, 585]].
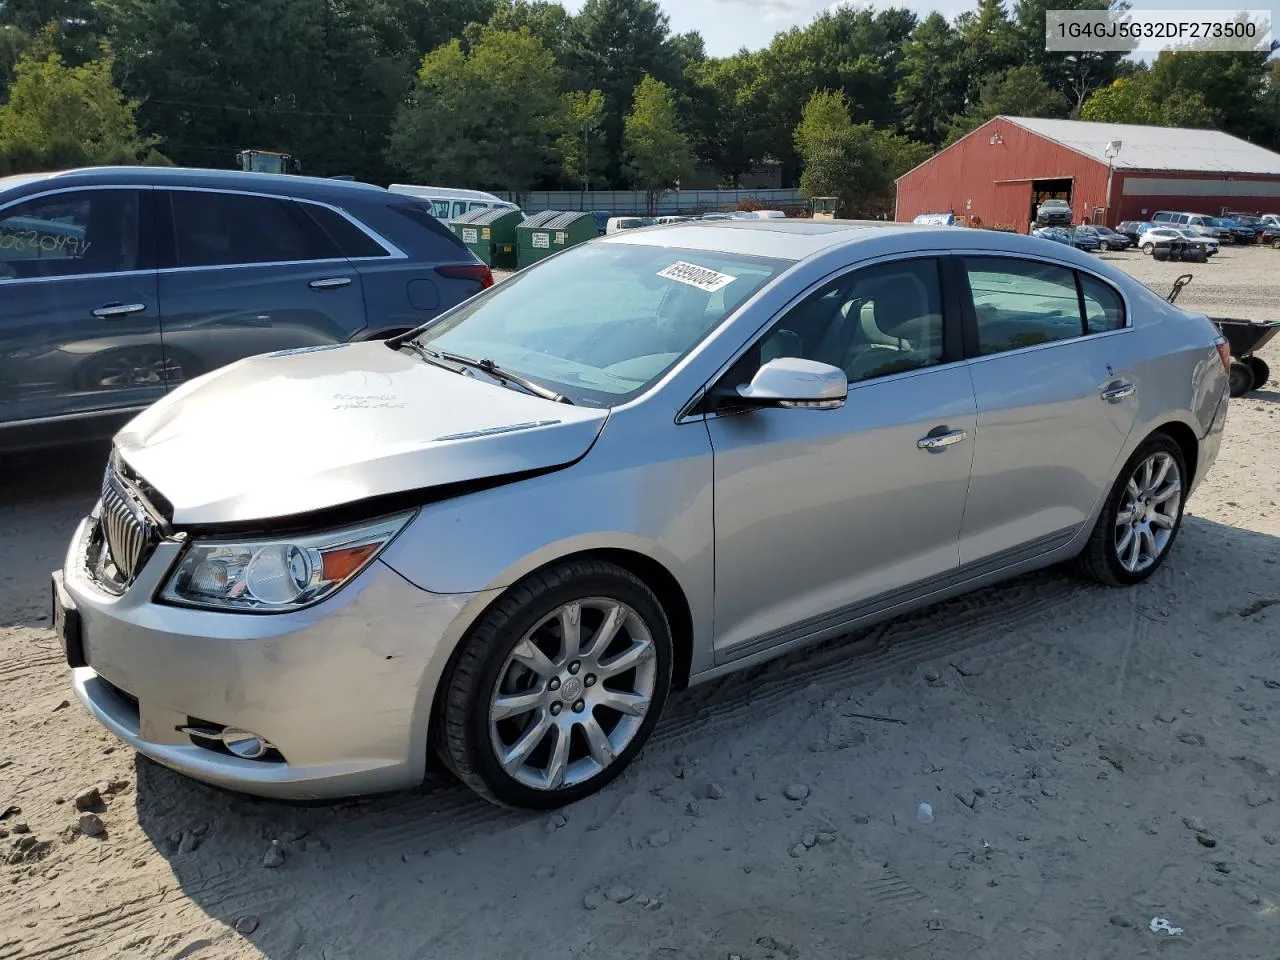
[[559, 0, 1280, 58]]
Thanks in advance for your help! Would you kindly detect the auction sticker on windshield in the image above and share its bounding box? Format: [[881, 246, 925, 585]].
[[658, 261, 737, 293]]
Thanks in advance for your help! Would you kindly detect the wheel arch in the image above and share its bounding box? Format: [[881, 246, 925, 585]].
[[1147, 419, 1200, 489], [421, 546, 697, 776]]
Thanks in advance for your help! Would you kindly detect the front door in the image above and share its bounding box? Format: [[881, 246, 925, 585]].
[[706, 257, 977, 662], [0, 187, 161, 430], [155, 188, 367, 388], [956, 256, 1139, 567]]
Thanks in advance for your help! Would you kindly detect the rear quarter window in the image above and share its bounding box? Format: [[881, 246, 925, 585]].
[[301, 204, 390, 259], [386, 202, 470, 256]]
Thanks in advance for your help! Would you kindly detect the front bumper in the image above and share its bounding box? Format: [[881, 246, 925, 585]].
[[62, 516, 496, 799]]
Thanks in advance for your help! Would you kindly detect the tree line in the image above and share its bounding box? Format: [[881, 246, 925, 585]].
[[1, 0, 1277, 215]]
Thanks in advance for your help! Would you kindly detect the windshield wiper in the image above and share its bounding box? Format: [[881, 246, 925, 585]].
[[426, 348, 574, 405], [397, 339, 466, 374]]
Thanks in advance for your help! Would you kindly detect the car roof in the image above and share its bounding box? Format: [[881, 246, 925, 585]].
[[599, 218, 1117, 265], [0, 166, 390, 204]]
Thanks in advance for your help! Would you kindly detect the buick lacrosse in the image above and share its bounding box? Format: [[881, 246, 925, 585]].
[[56, 221, 1229, 808]]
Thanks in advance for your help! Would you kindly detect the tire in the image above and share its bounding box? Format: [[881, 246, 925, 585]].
[[435, 560, 673, 809], [1229, 360, 1256, 397], [1272, 238, 1279, 250], [1142, 242, 1155, 255], [1073, 434, 1188, 587], [1245, 356, 1270, 390], [1099, 241, 1108, 251]]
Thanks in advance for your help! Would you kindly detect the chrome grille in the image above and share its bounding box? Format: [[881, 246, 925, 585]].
[[90, 463, 161, 591]]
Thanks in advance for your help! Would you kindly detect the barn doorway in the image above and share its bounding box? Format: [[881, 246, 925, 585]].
[[1030, 178, 1073, 224]]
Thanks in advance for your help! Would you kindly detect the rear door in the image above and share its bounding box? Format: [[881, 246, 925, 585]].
[[956, 255, 1139, 568], [0, 186, 161, 431], [155, 188, 367, 387]]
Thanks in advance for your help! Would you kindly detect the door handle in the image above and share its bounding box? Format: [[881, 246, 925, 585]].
[[918, 428, 968, 451], [309, 277, 352, 290], [92, 303, 147, 319], [1101, 382, 1136, 402]]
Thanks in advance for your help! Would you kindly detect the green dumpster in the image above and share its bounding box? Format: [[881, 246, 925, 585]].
[[516, 210, 598, 268], [450, 207, 524, 268]]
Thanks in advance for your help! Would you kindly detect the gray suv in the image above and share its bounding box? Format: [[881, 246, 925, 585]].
[[0, 167, 494, 452]]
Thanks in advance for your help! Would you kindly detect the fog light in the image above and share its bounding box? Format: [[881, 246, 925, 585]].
[[220, 728, 274, 760]]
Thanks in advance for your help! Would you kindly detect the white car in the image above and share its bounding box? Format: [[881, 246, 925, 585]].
[[1138, 227, 1217, 256]]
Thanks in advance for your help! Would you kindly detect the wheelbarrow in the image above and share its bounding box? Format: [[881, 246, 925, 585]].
[[1166, 273, 1279, 397]]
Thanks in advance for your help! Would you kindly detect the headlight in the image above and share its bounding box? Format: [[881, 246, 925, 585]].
[[158, 512, 414, 613]]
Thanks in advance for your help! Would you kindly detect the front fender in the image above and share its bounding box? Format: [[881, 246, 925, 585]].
[[378, 411, 717, 673]]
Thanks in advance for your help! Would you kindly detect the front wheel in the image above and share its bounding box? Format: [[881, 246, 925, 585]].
[[435, 560, 672, 809], [1073, 435, 1187, 587], [1142, 242, 1154, 255]]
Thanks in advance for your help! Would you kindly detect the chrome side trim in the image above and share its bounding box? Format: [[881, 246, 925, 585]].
[[718, 526, 1080, 664]]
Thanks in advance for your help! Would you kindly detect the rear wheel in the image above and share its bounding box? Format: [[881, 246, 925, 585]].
[[1073, 434, 1186, 587], [435, 560, 672, 809], [1272, 238, 1280, 250], [1229, 361, 1256, 397], [1142, 242, 1154, 255]]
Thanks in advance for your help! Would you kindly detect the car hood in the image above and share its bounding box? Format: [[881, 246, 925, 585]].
[[114, 342, 609, 526]]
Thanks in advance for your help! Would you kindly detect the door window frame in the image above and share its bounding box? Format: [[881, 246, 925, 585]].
[[154, 186, 406, 273], [685, 253, 968, 421], [0, 185, 157, 285], [951, 253, 1132, 364]]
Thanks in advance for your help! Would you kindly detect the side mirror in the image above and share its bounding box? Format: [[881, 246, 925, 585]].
[[734, 357, 847, 410]]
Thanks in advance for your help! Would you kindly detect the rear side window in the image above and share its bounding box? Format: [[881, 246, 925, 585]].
[[168, 191, 339, 267], [388, 202, 469, 253], [1080, 274, 1125, 333], [964, 258, 1082, 355], [301, 204, 389, 259]]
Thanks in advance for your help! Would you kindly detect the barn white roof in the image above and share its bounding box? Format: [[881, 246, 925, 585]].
[[1005, 117, 1280, 176]]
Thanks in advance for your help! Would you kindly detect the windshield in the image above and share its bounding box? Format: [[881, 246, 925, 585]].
[[414, 242, 789, 406]]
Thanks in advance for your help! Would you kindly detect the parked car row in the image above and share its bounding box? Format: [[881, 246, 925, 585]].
[[1031, 225, 1133, 253]]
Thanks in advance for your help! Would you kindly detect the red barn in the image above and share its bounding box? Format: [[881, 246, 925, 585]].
[[895, 116, 1280, 232]]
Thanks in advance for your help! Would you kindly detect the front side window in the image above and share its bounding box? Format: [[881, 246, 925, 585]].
[[415, 243, 788, 406], [723, 258, 946, 391], [451, 201, 467, 219], [0, 189, 140, 280], [964, 257, 1082, 355], [169, 191, 338, 267]]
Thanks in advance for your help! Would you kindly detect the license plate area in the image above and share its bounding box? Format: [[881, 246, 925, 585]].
[[51, 571, 87, 669]]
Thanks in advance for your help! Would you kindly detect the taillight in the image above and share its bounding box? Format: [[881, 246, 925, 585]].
[[1215, 341, 1231, 373], [435, 264, 494, 289]]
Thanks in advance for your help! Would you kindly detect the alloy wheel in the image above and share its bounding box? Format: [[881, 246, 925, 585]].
[[488, 599, 657, 791], [1114, 451, 1182, 574]]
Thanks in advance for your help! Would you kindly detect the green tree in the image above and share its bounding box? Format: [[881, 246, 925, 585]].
[[389, 26, 565, 196], [487, 0, 573, 61], [1011, 0, 1131, 111], [105, 0, 415, 180], [1081, 73, 1218, 127], [794, 90, 885, 217], [945, 66, 1066, 143], [570, 0, 683, 186], [0, 24, 28, 99], [0, 0, 105, 64], [687, 52, 769, 186], [557, 88, 607, 191], [623, 75, 692, 213], [0, 44, 160, 173], [895, 13, 963, 145], [951, 0, 1017, 107]]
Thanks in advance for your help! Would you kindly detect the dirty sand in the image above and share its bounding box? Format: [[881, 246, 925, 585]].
[[2, 246, 1278, 960]]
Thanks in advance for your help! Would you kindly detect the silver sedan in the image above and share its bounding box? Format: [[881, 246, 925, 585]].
[[55, 221, 1230, 808]]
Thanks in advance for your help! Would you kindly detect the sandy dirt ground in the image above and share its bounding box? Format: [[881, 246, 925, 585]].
[[2, 245, 1279, 960]]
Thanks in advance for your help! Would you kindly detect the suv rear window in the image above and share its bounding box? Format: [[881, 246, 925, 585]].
[[302, 204, 390, 259], [388, 202, 469, 252]]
